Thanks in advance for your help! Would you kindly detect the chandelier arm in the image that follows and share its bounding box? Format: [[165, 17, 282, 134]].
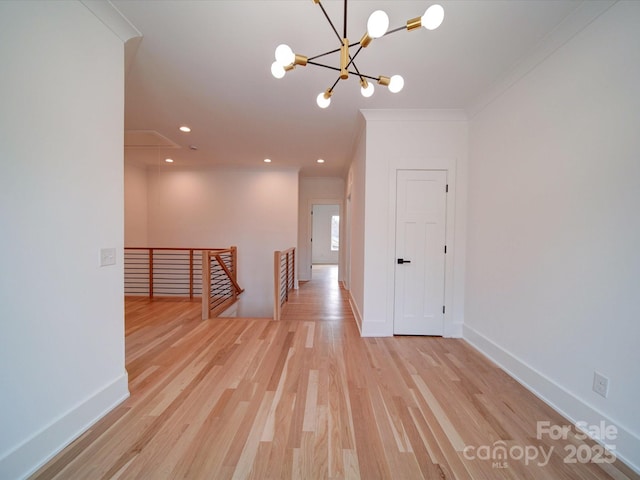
[[384, 25, 408, 37], [306, 43, 361, 73], [304, 37, 364, 63], [308, 48, 341, 61], [348, 61, 374, 84], [347, 59, 363, 80], [345, 45, 363, 70], [306, 60, 377, 83], [344, 49, 368, 84], [307, 60, 343, 73], [349, 71, 378, 81], [343, 0, 347, 39], [315, 0, 343, 44]]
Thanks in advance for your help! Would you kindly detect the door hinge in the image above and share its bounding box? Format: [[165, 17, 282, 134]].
[[444, 245, 447, 254], [442, 305, 446, 314], [446, 184, 449, 193]]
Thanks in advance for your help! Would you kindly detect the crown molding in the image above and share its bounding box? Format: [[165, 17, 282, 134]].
[[360, 109, 467, 123], [466, 0, 616, 119], [80, 0, 141, 43]]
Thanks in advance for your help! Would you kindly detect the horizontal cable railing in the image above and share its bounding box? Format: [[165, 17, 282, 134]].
[[202, 247, 244, 319], [125, 248, 206, 298], [125, 246, 243, 318], [274, 247, 296, 320]]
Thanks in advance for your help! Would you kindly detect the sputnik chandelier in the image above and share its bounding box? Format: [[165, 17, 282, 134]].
[[270, 0, 444, 108]]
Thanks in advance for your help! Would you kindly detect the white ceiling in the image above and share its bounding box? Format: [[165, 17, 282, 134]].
[[114, 0, 582, 176]]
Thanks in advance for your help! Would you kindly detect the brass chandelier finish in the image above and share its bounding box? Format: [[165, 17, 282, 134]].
[[271, 0, 445, 108]]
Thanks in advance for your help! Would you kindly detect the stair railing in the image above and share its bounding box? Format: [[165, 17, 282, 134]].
[[273, 247, 296, 320], [202, 247, 244, 319], [124, 246, 243, 319]]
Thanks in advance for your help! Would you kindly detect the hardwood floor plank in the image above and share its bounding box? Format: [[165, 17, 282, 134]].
[[261, 347, 295, 443], [231, 392, 275, 480], [342, 449, 361, 479], [349, 386, 393, 479], [412, 373, 467, 452], [313, 404, 330, 479], [395, 397, 446, 479], [264, 391, 297, 479], [303, 369, 320, 432], [30, 266, 639, 480]]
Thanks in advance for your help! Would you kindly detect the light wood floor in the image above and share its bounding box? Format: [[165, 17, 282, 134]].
[[32, 265, 638, 479]]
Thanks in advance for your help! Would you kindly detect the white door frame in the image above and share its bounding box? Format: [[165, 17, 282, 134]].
[[303, 198, 344, 281], [386, 165, 457, 337], [393, 169, 447, 335]]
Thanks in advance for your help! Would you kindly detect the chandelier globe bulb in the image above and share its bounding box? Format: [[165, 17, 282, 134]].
[[316, 92, 331, 108], [275, 44, 295, 66], [388, 75, 404, 93], [367, 10, 389, 38], [422, 4, 444, 30], [271, 61, 286, 79], [361, 81, 375, 98]]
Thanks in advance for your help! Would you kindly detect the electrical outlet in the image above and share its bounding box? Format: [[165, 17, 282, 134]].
[[100, 248, 116, 267], [593, 372, 609, 398]]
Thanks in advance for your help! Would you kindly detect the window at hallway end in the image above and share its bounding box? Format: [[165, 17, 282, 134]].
[[331, 215, 339, 251]]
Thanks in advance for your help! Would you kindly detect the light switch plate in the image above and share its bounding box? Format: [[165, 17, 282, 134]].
[[100, 248, 116, 267], [593, 371, 609, 398]]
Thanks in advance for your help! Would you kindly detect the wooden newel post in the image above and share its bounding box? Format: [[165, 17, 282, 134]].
[[202, 250, 211, 320], [189, 249, 194, 299], [291, 249, 295, 291], [274, 250, 282, 321], [231, 246, 238, 291], [148, 248, 154, 299], [285, 253, 290, 302]]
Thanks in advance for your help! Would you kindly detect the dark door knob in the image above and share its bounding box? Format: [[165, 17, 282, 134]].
[[397, 258, 411, 264]]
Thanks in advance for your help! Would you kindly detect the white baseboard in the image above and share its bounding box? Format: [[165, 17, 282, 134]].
[[0, 372, 130, 480], [345, 291, 393, 337], [463, 324, 640, 474], [346, 291, 460, 338], [347, 291, 363, 334], [444, 321, 463, 338], [361, 321, 393, 337]]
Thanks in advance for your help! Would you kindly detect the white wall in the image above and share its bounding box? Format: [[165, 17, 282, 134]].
[[0, 2, 130, 478], [464, 0, 640, 470], [124, 162, 149, 246], [298, 176, 345, 281], [145, 166, 298, 317], [312, 204, 340, 265], [350, 110, 468, 337], [346, 124, 367, 330]]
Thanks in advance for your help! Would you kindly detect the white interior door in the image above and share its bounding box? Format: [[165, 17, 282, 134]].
[[394, 170, 447, 335]]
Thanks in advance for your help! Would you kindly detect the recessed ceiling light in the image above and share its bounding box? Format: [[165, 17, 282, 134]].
[[264, 158, 272, 163], [317, 158, 325, 163], [165, 158, 174, 163], [179, 126, 191, 133]]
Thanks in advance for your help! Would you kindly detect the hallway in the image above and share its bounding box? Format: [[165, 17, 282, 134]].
[[286, 264, 345, 322], [32, 272, 637, 479]]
